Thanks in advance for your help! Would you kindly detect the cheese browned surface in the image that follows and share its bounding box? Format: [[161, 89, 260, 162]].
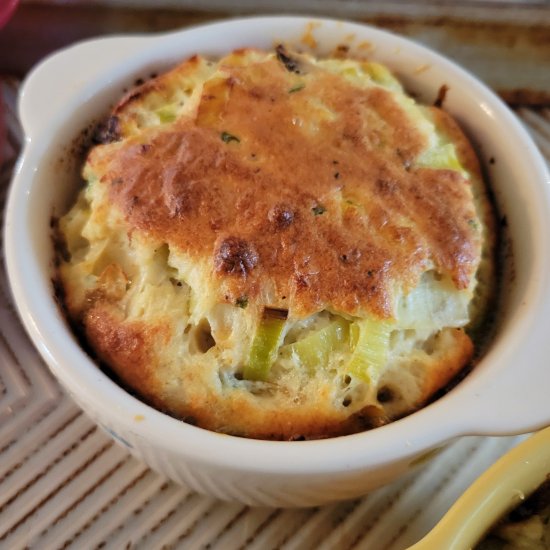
[[57, 48, 496, 440]]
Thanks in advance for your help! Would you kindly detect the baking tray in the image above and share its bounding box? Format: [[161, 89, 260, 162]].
[[1, 7, 550, 547]]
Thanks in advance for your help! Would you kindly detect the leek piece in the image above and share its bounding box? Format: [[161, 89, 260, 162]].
[[397, 274, 470, 330], [287, 318, 349, 371], [347, 318, 393, 384], [243, 309, 287, 381], [363, 62, 401, 89], [416, 143, 466, 176], [156, 106, 177, 124]]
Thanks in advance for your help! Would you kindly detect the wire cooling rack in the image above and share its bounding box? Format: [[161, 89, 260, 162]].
[[1, 75, 550, 550]]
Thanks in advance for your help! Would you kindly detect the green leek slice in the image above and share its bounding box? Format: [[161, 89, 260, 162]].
[[286, 318, 349, 371], [416, 143, 467, 176], [363, 62, 401, 89], [347, 318, 393, 384], [156, 105, 177, 124], [243, 309, 287, 381]]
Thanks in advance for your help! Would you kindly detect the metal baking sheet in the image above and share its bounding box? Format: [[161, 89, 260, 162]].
[[1, 6, 550, 546]]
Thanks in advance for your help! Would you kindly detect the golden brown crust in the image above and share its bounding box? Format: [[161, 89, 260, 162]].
[[85, 304, 160, 397], [82, 307, 473, 440], [415, 328, 474, 403], [161, 385, 386, 440], [82, 304, 386, 440], [58, 49, 495, 441], [83, 303, 196, 421], [430, 106, 497, 252], [378, 328, 474, 420], [89, 53, 481, 320]]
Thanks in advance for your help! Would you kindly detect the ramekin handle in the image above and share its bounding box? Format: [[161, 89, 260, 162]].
[[18, 35, 150, 139], [456, 299, 550, 436]]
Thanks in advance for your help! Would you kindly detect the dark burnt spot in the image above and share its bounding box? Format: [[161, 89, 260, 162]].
[[376, 178, 398, 195], [351, 405, 388, 430], [262, 307, 289, 321], [68, 122, 97, 160], [434, 84, 449, 108], [134, 77, 145, 86], [268, 203, 295, 229], [489, 157, 496, 165], [130, 196, 139, 208], [184, 416, 198, 426], [140, 144, 151, 154], [51, 275, 67, 309], [312, 204, 326, 216], [294, 274, 309, 289], [121, 89, 144, 107], [215, 237, 258, 276], [93, 116, 121, 144], [339, 248, 361, 264], [51, 216, 70, 263], [236, 295, 249, 309], [276, 44, 302, 74], [209, 218, 222, 231], [500, 215, 508, 228], [377, 386, 395, 403], [334, 44, 350, 57], [221, 131, 240, 144]]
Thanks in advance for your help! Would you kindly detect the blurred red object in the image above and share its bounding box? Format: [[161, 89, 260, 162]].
[[0, 93, 4, 168], [0, 0, 18, 167], [0, 0, 18, 28]]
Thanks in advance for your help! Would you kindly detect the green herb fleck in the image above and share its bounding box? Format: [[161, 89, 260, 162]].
[[221, 131, 240, 144], [288, 83, 305, 94], [236, 295, 249, 309], [312, 205, 326, 216], [467, 219, 479, 230], [157, 110, 176, 124]]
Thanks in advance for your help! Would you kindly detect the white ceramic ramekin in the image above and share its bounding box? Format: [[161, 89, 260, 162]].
[[5, 17, 550, 507]]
